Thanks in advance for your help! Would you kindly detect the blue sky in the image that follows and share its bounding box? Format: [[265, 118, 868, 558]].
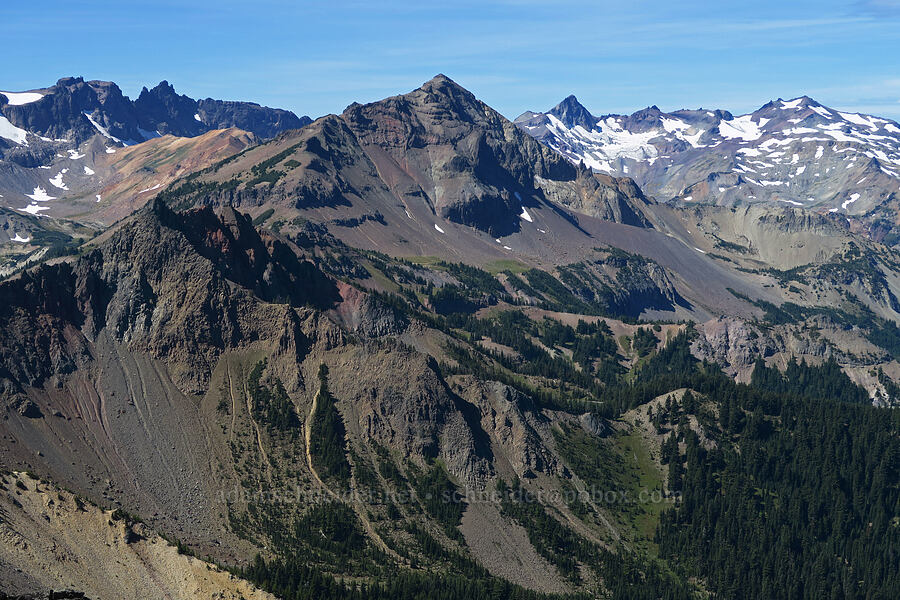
[[3, 0, 900, 120]]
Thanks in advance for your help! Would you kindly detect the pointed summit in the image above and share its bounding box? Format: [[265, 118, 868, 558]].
[[548, 95, 596, 130], [425, 73, 455, 86], [420, 73, 467, 93], [418, 73, 479, 106]]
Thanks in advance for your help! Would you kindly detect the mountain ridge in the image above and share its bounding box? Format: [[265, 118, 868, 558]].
[[1, 76, 310, 151], [515, 94, 900, 243]]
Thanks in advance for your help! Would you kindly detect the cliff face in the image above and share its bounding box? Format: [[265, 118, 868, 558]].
[[0, 200, 336, 395], [537, 166, 653, 227], [1, 76, 307, 151]]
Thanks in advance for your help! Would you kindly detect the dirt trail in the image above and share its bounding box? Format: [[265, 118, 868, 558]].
[[229, 361, 273, 478], [304, 386, 401, 561], [226, 361, 238, 442]]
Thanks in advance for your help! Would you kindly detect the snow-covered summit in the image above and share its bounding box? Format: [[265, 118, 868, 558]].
[[515, 96, 900, 216]]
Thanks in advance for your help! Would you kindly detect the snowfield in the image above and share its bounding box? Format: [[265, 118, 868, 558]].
[[1, 91, 44, 105]]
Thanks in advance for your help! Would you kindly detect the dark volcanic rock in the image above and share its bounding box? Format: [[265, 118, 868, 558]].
[[14, 398, 43, 418], [1, 77, 142, 145], [134, 80, 311, 138], [134, 80, 204, 137], [0, 76, 309, 154], [197, 97, 310, 139]]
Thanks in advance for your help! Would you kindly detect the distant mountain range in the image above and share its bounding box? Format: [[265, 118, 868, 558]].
[[0, 76, 309, 156], [516, 95, 900, 240], [0, 77, 307, 263]]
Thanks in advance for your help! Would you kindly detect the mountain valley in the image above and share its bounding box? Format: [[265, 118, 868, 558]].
[[0, 73, 898, 600]]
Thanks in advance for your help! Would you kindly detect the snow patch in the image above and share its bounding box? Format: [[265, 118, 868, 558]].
[[661, 117, 705, 148], [84, 165, 94, 175], [194, 113, 202, 122], [138, 128, 161, 141], [49, 170, 69, 190], [83, 112, 123, 144], [26, 187, 55, 202], [434, 224, 445, 234], [842, 193, 861, 210], [719, 115, 767, 141], [67, 149, 85, 160], [1, 91, 43, 105], [18, 203, 50, 215], [838, 112, 879, 130], [519, 206, 533, 222], [545, 113, 659, 166], [95, 194, 102, 203], [11, 232, 31, 243], [137, 183, 161, 194], [782, 127, 818, 135], [0, 114, 29, 145], [758, 137, 793, 150]]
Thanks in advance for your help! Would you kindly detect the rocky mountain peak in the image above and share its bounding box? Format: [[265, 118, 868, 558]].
[[422, 73, 461, 91], [416, 73, 484, 116], [0, 75, 309, 161], [548, 95, 596, 130], [339, 75, 585, 235], [623, 105, 666, 128], [134, 80, 200, 135], [55, 76, 85, 88]]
